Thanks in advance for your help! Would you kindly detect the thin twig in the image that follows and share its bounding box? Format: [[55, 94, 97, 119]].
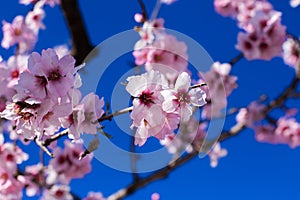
[[43, 129, 69, 147], [34, 137, 54, 158], [189, 83, 207, 89], [266, 76, 300, 112], [229, 53, 244, 66], [98, 106, 133, 122], [137, 0, 148, 21], [289, 91, 300, 98]]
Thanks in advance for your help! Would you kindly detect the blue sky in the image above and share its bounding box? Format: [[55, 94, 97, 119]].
[[1, 0, 300, 199]]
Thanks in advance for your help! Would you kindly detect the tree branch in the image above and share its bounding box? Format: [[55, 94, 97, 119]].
[[60, 0, 94, 65], [137, 0, 148, 21], [106, 74, 300, 200], [98, 106, 133, 122], [107, 151, 198, 200]]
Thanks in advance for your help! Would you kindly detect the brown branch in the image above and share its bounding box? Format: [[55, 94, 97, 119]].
[[137, 0, 148, 21], [60, 0, 94, 65], [34, 137, 54, 158], [229, 53, 244, 66], [106, 74, 300, 200], [266, 76, 300, 112], [43, 129, 69, 147], [107, 151, 198, 200], [98, 106, 133, 122], [289, 91, 300, 98]]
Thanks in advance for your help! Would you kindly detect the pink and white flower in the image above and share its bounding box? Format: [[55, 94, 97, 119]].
[[162, 72, 206, 121], [2, 15, 37, 53], [208, 142, 227, 168], [61, 92, 105, 140], [83, 192, 106, 200], [236, 101, 266, 128], [236, 11, 286, 60], [283, 38, 300, 73], [41, 185, 72, 200], [126, 70, 177, 146], [47, 141, 93, 184], [290, 0, 300, 7], [200, 62, 237, 119], [25, 1, 46, 33]]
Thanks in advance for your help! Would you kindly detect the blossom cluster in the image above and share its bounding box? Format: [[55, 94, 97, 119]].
[[255, 117, 300, 148], [214, 0, 286, 60], [1, 0, 51, 53], [283, 38, 300, 73], [126, 70, 207, 146], [0, 134, 28, 199], [160, 119, 228, 167], [0, 48, 105, 142], [236, 101, 300, 148], [23, 142, 93, 199], [199, 62, 238, 119], [133, 18, 188, 84]]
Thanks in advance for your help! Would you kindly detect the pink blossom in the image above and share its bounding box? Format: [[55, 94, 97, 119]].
[[134, 13, 144, 23], [214, 0, 273, 27], [208, 142, 227, 168], [200, 62, 237, 119], [134, 18, 165, 50], [0, 55, 28, 88], [161, 120, 207, 154], [1, 15, 37, 53], [151, 193, 160, 200], [48, 141, 93, 184], [24, 48, 75, 99], [283, 38, 300, 72], [0, 167, 24, 200], [126, 70, 178, 146], [133, 22, 188, 84], [54, 45, 70, 59], [0, 142, 27, 199], [290, 0, 300, 7], [214, 0, 240, 18], [44, 0, 61, 7], [0, 96, 43, 139], [235, 0, 273, 27], [35, 99, 72, 136], [42, 185, 72, 200], [20, 163, 44, 197], [20, 0, 60, 7], [255, 124, 277, 144], [83, 192, 106, 200], [0, 143, 28, 174], [255, 117, 300, 148], [0, 82, 15, 112], [61, 92, 105, 140], [144, 33, 188, 84], [19, 0, 38, 5], [236, 101, 266, 127], [162, 72, 206, 121], [25, 1, 46, 33], [275, 117, 300, 148], [236, 11, 286, 60]]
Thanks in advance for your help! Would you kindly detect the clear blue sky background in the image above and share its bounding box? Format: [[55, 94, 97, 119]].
[[1, 0, 300, 199]]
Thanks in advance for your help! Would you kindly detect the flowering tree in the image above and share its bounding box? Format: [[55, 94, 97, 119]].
[[0, 0, 300, 199]]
